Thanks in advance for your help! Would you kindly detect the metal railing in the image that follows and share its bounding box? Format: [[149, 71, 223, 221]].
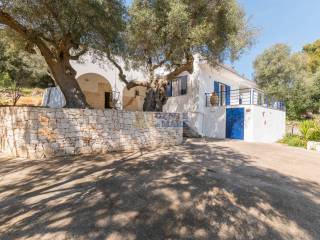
[[205, 88, 285, 111]]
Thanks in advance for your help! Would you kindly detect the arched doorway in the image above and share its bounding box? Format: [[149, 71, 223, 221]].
[[77, 73, 114, 109], [122, 86, 147, 111]]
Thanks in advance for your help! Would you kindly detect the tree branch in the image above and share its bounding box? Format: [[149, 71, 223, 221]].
[[107, 53, 149, 90], [166, 55, 194, 80], [69, 46, 88, 60], [0, 10, 28, 36], [126, 80, 149, 90], [0, 10, 55, 61], [151, 59, 166, 71], [43, 1, 66, 36], [105, 50, 130, 85]]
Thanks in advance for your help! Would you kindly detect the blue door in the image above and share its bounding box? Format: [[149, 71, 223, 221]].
[[226, 108, 244, 140]]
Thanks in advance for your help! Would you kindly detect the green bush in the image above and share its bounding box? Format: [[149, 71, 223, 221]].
[[280, 135, 307, 148], [281, 120, 320, 148], [299, 120, 320, 141], [0, 72, 14, 88]]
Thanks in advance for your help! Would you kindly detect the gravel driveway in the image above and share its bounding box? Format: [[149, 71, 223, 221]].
[[0, 139, 319, 240]]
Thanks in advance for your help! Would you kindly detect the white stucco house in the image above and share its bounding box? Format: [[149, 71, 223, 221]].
[[43, 54, 286, 143]]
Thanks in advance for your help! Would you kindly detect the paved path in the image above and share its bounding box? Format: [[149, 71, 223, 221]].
[[0, 139, 319, 240]]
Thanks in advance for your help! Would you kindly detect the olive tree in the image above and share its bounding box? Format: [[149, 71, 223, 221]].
[[124, 0, 255, 111], [0, 29, 54, 88], [0, 0, 125, 108], [303, 40, 320, 113], [253, 44, 313, 119]]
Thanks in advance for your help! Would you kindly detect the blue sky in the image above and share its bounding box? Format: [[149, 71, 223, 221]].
[[234, 0, 320, 79]]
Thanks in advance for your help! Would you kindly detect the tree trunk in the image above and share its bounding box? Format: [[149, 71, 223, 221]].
[[48, 61, 88, 108], [0, 11, 89, 108], [40, 48, 89, 108], [51, 66, 88, 108], [143, 78, 168, 112], [33, 38, 89, 108], [143, 59, 194, 112]]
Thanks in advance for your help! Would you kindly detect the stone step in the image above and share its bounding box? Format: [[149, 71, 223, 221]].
[[183, 123, 202, 138]]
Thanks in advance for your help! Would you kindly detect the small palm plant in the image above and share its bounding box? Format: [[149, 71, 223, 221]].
[[299, 120, 320, 141]]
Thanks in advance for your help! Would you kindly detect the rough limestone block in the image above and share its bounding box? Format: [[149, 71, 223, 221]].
[[65, 147, 75, 155], [76, 147, 91, 154], [307, 141, 320, 152]]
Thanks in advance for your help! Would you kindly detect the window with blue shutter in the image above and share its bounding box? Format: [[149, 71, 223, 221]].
[[167, 76, 188, 97], [225, 85, 231, 105], [166, 81, 173, 97], [180, 76, 188, 95], [214, 81, 220, 96], [214, 81, 231, 106]]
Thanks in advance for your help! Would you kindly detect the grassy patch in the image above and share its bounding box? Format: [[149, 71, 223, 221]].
[[280, 135, 307, 148], [281, 119, 320, 148], [0, 87, 44, 106], [0, 87, 44, 96]]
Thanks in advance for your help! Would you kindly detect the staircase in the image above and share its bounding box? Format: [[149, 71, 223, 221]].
[[183, 123, 202, 138]]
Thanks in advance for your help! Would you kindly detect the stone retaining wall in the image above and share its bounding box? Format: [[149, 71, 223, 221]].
[[0, 107, 183, 158]]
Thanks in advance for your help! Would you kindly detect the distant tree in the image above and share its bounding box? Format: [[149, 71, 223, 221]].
[[253, 44, 312, 119], [0, 30, 9, 76], [303, 40, 320, 74], [0, 0, 125, 108], [303, 40, 320, 113], [124, 0, 255, 111], [0, 73, 21, 106], [0, 29, 53, 89], [308, 70, 320, 112]]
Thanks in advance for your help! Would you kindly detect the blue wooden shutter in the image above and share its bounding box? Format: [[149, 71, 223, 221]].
[[225, 85, 231, 105], [214, 81, 220, 96], [166, 81, 172, 97], [180, 76, 188, 95]]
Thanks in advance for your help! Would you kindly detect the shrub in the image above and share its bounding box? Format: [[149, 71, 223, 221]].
[[281, 120, 320, 148], [299, 120, 320, 141], [280, 135, 307, 148], [0, 72, 13, 88]]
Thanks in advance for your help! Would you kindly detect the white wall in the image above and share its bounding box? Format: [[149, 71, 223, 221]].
[[197, 63, 257, 113], [198, 63, 256, 95], [163, 58, 259, 136], [71, 53, 148, 108], [195, 62, 256, 136], [243, 106, 254, 142], [202, 107, 226, 138], [200, 105, 286, 143], [244, 106, 286, 143], [163, 57, 202, 133]]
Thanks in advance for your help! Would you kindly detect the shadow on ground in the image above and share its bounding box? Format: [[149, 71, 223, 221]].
[[0, 139, 320, 240]]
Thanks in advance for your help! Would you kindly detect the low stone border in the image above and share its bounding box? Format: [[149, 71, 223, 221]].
[[307, 141, 320, 152]]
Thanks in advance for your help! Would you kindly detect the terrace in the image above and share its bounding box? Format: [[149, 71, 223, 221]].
[[205, 88, 285, 111]]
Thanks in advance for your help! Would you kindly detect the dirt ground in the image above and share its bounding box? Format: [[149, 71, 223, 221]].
[[0, 139, 320, 240]]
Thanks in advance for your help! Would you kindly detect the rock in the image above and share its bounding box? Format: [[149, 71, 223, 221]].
[[307, 141, 320, 152]]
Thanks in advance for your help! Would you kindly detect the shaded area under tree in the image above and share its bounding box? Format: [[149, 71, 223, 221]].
[[0, 139, 320, 239]]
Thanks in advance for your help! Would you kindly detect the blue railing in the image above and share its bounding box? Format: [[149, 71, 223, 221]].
[[205, 88, 285, 111]]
